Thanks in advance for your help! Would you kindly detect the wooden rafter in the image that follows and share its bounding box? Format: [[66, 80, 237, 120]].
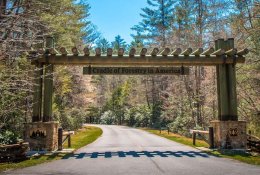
[[30, 47, 248, 66]]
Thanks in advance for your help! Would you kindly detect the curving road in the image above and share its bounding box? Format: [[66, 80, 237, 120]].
[[2, 125, 260, 175]]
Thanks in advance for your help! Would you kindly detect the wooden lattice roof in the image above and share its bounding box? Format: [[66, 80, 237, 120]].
[[30, 47, 248, 66]]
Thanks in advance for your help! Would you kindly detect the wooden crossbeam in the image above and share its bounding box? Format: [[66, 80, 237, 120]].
[[129, 48, 136, 57], [83, 47, 90, 56], [95, 48, 101, 56], [237, 49, 249, 56], [34, 55, 245, 66], [72, 47, 79, 56], [201, 47, 214, 56], [60, 47, 68, 55], [191, 48, 203, 56], [140, 48, 148, 56], [151, 48, 160, 56], [171, 48, 182, 56], [160, 48, 171, 56], [212, 49, 225, 56], [181, 48, 192, 56], [118, 48, 124, 56], [107, 48, 113, 56], [49, 48, 58, 55], [30, 46, 248, 66]]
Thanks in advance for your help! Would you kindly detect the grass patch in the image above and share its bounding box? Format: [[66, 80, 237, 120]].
[[143, 128, 260, 166], [63, 126, 102, 150], [144, 129, 209, 148], [0, 126, 102, 173], [207, 150, 260, 165]]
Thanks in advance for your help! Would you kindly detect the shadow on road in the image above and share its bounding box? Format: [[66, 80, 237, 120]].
[[62, 151, 211, 159]]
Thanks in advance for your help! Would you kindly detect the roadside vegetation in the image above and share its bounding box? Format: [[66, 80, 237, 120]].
[[144, 129, 260, 166], [88, 0, 260, 139], [144, 129, 209, 148], [0, 0, 259, 168], [0, 126, 102, 173], [0, 0, 100, 142]]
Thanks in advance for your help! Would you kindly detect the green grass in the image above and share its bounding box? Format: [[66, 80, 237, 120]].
[[144, 129, 209, 148], [63, 126, 103, 150], [0, 126, 102, 173], [143, 128, 260, 166], [208, 150, 260, 165]]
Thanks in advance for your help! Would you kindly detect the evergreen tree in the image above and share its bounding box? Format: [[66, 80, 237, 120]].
[[0, 0, 96, 136], [131, 0, 176, 47], [84, 24, 101, 46], [129, 32, 145, 51], [111, 35, 127, 51], [96, 37, 111, 54], [174, 0, 194, 47]]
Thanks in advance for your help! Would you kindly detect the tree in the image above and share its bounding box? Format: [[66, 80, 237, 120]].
[[231, 0, 260, 137], [96, 37, 111, 54], [84, 24, 101, 47], [130, 0, 177, 128], [0, 0, 97, 138], [129, 32, 145, 52], [111, 35, 127, 51], [104, 81, 131, 125], [131, 0, 176, 47], [0, 57, 34, 135]]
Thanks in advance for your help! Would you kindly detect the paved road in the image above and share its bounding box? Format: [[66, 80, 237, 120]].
[[2, 125, 260, 175]]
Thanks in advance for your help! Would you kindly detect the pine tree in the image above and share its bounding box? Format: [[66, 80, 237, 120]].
[[129, 32, 145, 53], [84, 24, 101, 46], [96, 38, 111, 54], [111, 35, 127, 51], [173, 0, 194, 47], [131, 0, 176, 47]]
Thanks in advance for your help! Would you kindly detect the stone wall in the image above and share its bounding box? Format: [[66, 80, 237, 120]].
[[24, 122, 58, 151], [210, 120, 247, 149]]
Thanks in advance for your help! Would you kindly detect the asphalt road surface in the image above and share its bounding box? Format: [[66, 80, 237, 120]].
[[2, 125, 260, 175]]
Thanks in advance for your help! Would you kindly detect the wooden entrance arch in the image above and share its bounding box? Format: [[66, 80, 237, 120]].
[[26, 37, 249, 151]]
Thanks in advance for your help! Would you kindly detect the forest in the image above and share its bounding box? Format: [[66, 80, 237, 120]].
[[0, 0, 259, 145]]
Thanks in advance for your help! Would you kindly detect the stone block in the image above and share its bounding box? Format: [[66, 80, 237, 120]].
[[210, 120, 247, 149], [24, 122, 59, 151]]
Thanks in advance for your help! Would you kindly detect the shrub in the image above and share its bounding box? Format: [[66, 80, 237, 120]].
[[168, 114, 195, 137], [124, 105, 151, 127], [0, 130, 19, 145], [54, 108, 86, 130], [100, 110, 116, 125]]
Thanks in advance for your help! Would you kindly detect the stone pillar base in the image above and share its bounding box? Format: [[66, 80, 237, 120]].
[[24, 122, 59, 151], [210, 120, 247, 149]]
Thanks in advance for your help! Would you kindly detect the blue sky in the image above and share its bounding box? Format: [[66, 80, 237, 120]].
[[88, 0, 147, 44]]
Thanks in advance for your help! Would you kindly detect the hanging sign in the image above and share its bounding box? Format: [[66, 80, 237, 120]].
[[83, 66, 189, 75]]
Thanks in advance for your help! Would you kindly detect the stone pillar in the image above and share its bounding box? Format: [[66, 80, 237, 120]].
[[210, 120, 247, 149], [24, 122, 58, 151]]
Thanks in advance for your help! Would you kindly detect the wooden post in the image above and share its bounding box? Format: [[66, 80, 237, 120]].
[[216, 39, 230, 121], [192, 132, 196, 145], [58, 128, 63, 151], [43, 36, 54, 122], [215, 38, 238, 121], [32, 63, 43, 122], [68, 134, 71, 148], [226, 38, 238, 121], [209, 127, 214, 149], [248, 130, 251, 149]]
